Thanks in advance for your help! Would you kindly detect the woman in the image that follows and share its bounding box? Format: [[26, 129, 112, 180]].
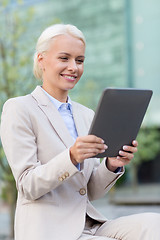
[[1, 24, 160, 240]]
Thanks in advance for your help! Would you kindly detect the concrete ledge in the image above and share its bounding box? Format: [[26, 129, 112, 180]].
[[109, 184, 160, 205]]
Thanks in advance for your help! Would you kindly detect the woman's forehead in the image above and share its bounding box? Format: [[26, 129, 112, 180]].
[[48, 34, 85, 55]]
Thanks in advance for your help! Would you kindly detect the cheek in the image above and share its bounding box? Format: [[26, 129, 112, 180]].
[[46, 63, 63, 75], [79, 66, 84, 77], [55, 62, 68, 72]]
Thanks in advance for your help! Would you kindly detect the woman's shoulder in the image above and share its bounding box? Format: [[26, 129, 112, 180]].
[[2, 94, 33, 113]]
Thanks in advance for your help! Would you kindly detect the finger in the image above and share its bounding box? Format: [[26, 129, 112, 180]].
[[77, 146, 106, 156], [81, 135, 105, 144], [76, 142, 108, 151], [119, 150, 134, 160], [123, 145, 137, 153], [132, 140, 138, 147], [83, 149, 105, 158], [116, 156, 131, 165], [109, 157, 130, 167], [75, 136, 108, 151], [76, 148, 106, 162]]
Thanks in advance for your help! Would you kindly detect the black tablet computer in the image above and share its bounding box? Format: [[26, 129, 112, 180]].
[[88, 88, 153, 158]]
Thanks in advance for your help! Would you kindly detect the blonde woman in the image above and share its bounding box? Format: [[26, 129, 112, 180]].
[[1, 24, 160, 240]]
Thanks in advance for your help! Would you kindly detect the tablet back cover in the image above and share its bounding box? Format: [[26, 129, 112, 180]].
[[89, 88, 153, 158]]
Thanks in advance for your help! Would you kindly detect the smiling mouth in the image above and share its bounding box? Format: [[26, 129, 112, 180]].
[[61, 74, 77, 81]]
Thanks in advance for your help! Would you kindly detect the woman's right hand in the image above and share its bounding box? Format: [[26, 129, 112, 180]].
[[69, 135, 108, 165]]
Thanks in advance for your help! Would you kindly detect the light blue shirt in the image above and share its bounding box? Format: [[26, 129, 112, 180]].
[[42, 88, 80, 170]]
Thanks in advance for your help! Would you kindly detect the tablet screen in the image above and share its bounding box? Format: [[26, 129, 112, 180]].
[[89, 88, 153, 158]]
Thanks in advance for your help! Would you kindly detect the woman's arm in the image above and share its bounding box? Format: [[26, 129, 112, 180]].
[[0, 99, 78, 201], [87, 142, 138, 201]]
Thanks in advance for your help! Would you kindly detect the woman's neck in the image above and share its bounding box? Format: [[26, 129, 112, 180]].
[[42, 85, 68, 103]]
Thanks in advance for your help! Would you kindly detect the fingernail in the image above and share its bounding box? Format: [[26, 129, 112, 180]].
[[101, 139, 105, 143], [104, 144, 108, 149], [101, 149, 105, 153], [117, 156, 121, 159], [119, 150, 123, 155], [123, 146, 128, 150]]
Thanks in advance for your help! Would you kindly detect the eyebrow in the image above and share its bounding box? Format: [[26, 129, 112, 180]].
[[59, 52, 85, 58]]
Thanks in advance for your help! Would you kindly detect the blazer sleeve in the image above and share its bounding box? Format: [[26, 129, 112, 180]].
[[0, 99, 78, 201], [87, 158, 124, 201]]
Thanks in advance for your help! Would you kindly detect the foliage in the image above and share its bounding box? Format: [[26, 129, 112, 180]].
[[114, 127, 160, 189], [133, 127, 160, 166], [70, 78, 99, 110], [0, 3, 36, 108], [127, 127, 160, 189], [0, 1, 61, 110]]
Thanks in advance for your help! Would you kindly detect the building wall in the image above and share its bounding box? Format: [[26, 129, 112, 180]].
[[36, 0, 127, 108], [4, 0, 160, 124], [41, 0, 160, 125], [132, 0, 160, 125]]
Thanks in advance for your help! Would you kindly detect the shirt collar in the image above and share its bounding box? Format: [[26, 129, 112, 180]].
[[41, 87, 73, 113]]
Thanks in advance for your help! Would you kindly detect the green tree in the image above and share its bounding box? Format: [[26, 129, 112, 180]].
[[70, 78, 99, 110], [130, 127, 160, 190]]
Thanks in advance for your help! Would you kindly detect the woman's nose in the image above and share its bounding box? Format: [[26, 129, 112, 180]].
[[68, 60, 78, 72]]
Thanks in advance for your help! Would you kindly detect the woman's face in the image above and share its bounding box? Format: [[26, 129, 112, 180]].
[[39, 34, 85, 101]]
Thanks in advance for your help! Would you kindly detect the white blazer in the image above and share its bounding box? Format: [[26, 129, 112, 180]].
[[0, 86, 123, 240]]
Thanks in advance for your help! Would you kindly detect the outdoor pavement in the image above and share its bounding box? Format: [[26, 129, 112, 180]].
[[0, 184, 160, 240]]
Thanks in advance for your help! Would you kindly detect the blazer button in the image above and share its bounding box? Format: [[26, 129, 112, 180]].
[[62, 175, 66, 180], [58, 177, 63, 181], [79, 188, 86, 195], [65, 172, 69, 177]]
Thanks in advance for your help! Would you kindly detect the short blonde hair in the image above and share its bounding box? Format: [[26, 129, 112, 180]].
[[33, 24, 86, 80]]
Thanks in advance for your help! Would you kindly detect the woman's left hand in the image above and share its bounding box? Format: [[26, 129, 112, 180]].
[[107, 140, 138, 172]]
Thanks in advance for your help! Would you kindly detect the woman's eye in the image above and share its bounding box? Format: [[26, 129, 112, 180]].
[[60, 57, 68, 61], [76, 59, 84, 64]]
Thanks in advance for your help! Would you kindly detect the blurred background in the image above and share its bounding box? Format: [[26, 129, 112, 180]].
[[0, 0, 160, 239]]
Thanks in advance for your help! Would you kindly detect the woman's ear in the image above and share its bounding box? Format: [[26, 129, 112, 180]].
[[37, 53, 44, 70]]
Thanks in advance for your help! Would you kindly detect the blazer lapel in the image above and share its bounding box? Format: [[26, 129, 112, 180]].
[[31, 86, 74, 148], [72, 101, 91, 173], [72, 102, 88, 137]]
